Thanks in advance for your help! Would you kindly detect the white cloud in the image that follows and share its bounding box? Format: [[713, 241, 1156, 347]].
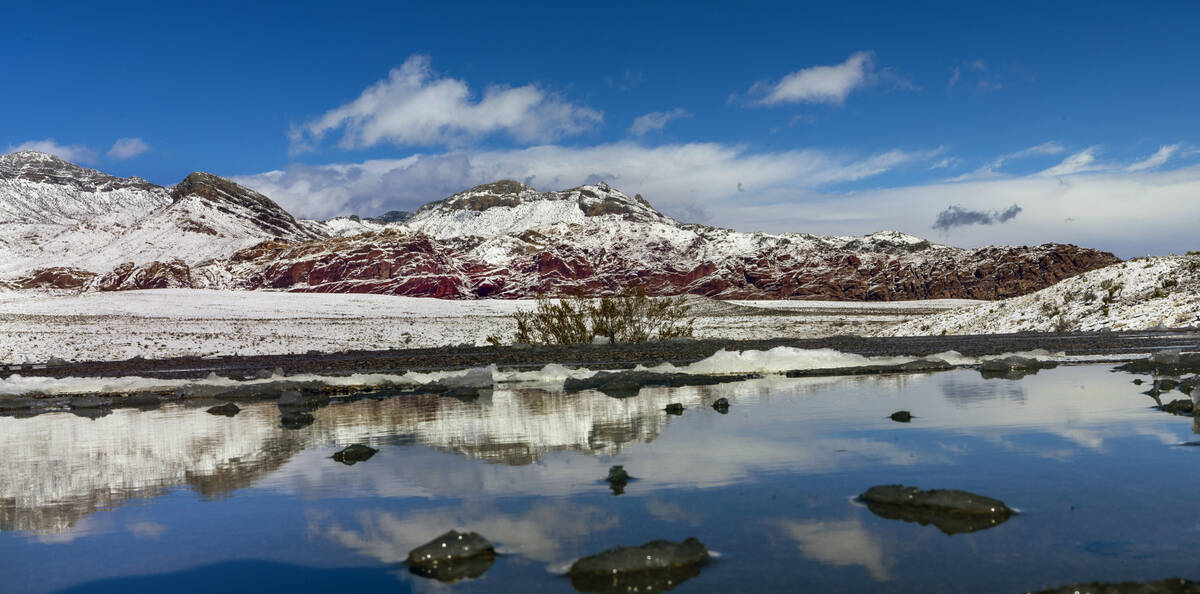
[[1127, 143, 1181, 172], [233, 142, 937, 221], [948, 141, 1065, 181], [929, 156, 962, 170], [629, 108, 691, 135], [753, 51, 875, 106], [107, 137, 150, 160], [1040, 147, 1102, 176], [7, 139, 96, 163], [289, 55, 602, 154]]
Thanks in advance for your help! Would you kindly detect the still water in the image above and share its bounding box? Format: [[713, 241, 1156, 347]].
[[2, 365, 1198, 593]]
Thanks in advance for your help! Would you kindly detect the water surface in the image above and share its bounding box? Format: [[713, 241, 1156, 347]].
[[2, 365, 1197, 592]]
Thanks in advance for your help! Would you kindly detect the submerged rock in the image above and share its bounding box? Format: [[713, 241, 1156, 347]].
[[858, 484, 1014, 535], [1160, 399, 1195, 416], [664, 403, 684, 415], [568, 538, 710, 593], [786, 358, 953, 378], [1116, 352, 1200, 376], [890, 410, 913, 423], [407, 530, 496, 582], [607, 465, 631, 495], [206, 402, 241, 417], [979, 356, 1057, 379], [1034, 577, 1200, 593], [280, 410, 315, 429], [564, 370, 757, 399], [332, 444, 378, 465], [711, 397, 730, 414]]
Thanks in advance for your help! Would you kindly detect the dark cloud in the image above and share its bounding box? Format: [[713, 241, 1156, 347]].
[[932, 203, 1022, 231]]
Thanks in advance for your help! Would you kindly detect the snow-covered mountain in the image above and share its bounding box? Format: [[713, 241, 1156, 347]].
[[0, 152, 1120, 299], [186, 180, 1118, 300], [879, 255, 1200, 334], [0, 151, 325, 284]]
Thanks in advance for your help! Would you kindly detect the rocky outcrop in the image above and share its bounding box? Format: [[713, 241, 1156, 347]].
[[92, 259, 194, 291], [11, 267, 97, 289]]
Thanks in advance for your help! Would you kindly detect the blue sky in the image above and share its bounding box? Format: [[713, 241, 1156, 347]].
[[4, 0, 1198, 256]]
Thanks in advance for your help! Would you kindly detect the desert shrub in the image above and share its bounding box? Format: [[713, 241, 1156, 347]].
[[501, 286, 695, 345]]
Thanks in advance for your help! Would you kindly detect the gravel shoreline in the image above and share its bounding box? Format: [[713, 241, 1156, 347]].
[[5, 329, 1199, 381]]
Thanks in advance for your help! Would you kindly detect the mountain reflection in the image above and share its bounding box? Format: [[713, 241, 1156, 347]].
[[0, 366, 1167, 538], [0, 380, 793, 535]]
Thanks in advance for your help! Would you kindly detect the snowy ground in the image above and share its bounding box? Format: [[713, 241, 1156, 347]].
[[0, 289, 975, 363], [881, 255, 1200, 336]]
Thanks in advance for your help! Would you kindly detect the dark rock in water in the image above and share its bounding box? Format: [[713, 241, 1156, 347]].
[[1115, 352, 1200, 376], [332, 444, 378, 465], [564, 370, 757, 399], [890, 410, 913, 423], [568, 538, 710, 593], [280, 410, 315, 429], [1034, 577, 1200, 593], [607, 465, 630, 495], [1158, 378, 1182, 391], [122, 393, 162, 409], [0, 397, 37, 412], [206, 402, 241, 417], [278, 389, 330, 411], [711, 397, 730, 414], [407, 530, 495, 582], [69, 395, 111, 409], [1178, 376, 1200, 395], [664, 403, 684, 415], [858, 484, 1014, 535], [71, 407, 112, 419], [1133, 379, 1144, 385], [786, 358, 953, 378], [1160, 399, 1195, 416], [979, 355, 1057, 379]]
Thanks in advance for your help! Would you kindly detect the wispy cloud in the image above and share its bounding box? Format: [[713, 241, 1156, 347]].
[[629, 108, 691, 135], [1127, 143, 1181, 172], [930, 156, 962, 170], [751, 51, 876, 106], [107, 137, 150, 160], [1040, 147, 1102, 176], [288, 55, 602, 154], [948, 141, 1065, 181], [7, 139, 97, 163]]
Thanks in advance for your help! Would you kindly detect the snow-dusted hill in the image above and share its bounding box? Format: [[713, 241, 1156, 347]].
[[879, 255, 1200, 335], [0, 152, 1118, 300], [0, 152, 325, 283], [180, 180, 1117, 300]]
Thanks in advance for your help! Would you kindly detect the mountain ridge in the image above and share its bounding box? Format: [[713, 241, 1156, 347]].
[[0, 151, 1120, 299]]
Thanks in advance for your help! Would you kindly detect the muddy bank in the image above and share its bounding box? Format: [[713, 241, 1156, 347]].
[[4, 329, 1198, 382]]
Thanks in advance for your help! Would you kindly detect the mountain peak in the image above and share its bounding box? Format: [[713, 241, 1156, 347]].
[[171, 172, 324, 241], [404, 179, 673, 239], [0, 150, 159, 192]]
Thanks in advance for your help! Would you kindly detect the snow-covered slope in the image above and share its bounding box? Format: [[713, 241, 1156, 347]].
[[0, 154, 1118, 300], [0, 152, 325, 282], [183, 180, 1116, 300], [879, 255, 1200, 335]]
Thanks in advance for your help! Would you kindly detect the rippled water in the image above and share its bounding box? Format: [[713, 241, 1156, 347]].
[[2, 365, 1198, 593]]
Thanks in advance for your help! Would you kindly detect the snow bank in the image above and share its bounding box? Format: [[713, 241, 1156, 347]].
[[880, 255, 1200, 336], [0, 346, 1010, 398]]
